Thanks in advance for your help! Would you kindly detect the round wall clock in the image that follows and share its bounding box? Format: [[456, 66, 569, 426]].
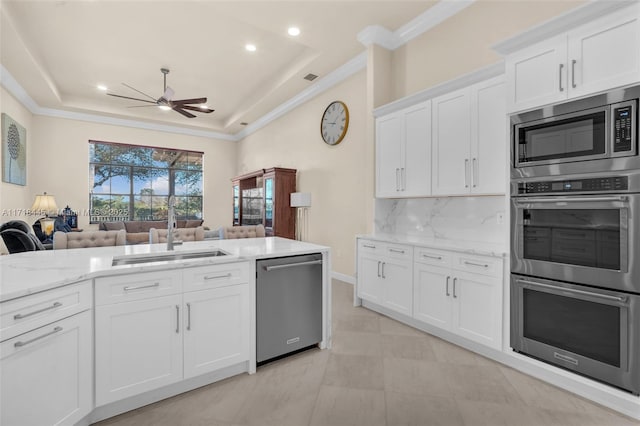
[[320, 101, 349, 145]]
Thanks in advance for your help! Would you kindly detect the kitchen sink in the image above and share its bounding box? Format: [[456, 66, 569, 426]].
[[112, 250, 229, 266]]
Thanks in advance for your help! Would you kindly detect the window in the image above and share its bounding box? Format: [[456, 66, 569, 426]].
[[89, 141, 203, 223]]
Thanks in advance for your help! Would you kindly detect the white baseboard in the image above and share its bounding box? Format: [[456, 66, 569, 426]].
[[331, 271, 355, 285]]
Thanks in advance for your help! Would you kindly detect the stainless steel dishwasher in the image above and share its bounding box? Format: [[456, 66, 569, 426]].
[[256, 253, 323, 363]]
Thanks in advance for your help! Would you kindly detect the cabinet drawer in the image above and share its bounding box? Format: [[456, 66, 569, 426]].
[[414, 247, 452, 267], [1, 281, 92, 342], [183, 261, 250, 292], [382, 243, 412, 261], [95, 270, 182, 306], [453, 254, 502, 278], [358, 239, 382, 255]]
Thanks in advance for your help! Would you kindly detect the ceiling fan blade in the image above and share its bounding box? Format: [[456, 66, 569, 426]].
[[107, 93, 156, 104], [122, 83, 158, 101], [171, 97, 207, 105], [180, 105, 215, 113], [173, 107, 196, 118], [163, 86, 175, 101], [126, 105, 162, 108]]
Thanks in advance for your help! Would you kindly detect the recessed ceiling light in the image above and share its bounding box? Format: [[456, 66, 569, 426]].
[[288, 27, 300, 36], [97, 84, 108, 91], [245, 44, 257, 52], [158, 105, 171, 111]]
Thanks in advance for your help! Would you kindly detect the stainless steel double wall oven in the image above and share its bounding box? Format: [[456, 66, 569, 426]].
[[510, 85, 640, 395]]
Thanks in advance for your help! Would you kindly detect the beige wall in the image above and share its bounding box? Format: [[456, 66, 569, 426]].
[[392, 0, 586, 99], [236, 71, 368, 276]]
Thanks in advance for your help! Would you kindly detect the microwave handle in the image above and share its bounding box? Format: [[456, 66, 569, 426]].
[[516, 278, 627, 304], [514, 195, 628, 204]]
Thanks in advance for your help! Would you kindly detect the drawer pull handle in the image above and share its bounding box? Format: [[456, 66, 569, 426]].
[[422, 254, 442, 260], [14, 326, 62, 348], [464, 261, 489, 268], [389, 248, 405, 254], [363, 244, 376, 249], [14, 302, 62, 320], [124, 282, 160, 292], [204, 273, 232, 280]]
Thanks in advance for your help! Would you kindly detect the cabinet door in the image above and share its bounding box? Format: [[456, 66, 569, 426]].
[[470, 77, 507, 195], [451, 272, 502, 350], [380, 257, 413, 316], [95, 294, 183, 406], [568, 5, 640, 98], [1, 311, 92, 426], [357, 255, 382, 303], [432, 87, 471, 195], [376, 113, 403, 197], [183, 285, 250, 378], [402, 101, 432, 197], [506, 35, 567, 112], [413, 264, 451, 330]]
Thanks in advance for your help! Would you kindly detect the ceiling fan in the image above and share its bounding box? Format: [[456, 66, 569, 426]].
[[107, 68, 214, 118]]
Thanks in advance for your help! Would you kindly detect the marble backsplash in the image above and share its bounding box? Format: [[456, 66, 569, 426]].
[[375, 196, 508, 245]]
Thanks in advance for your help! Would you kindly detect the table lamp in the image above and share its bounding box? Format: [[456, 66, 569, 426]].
[[31, 192, 58, 242], [290, 192, 312, 241]]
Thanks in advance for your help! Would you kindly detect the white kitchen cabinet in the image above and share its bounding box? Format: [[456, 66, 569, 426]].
[[506, 4, 640, 112], [183, 284, 250, 379], [356, 239, 413, 316], [376, 101, 431, 198], [1, 310, 92, 426], [432, 76, 506, 196]]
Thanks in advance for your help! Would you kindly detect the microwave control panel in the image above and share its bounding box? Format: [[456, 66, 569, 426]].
[[518, 176, 628, 194], [613, 101, 635, 153]]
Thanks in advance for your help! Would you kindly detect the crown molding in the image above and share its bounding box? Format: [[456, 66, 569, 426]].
[[492, 0, 636, 55], [358, 0, 475, 50]]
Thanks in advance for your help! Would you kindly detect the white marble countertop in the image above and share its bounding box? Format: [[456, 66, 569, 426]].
[[357, 233, 507, 258], [0, 237, 329, 302]]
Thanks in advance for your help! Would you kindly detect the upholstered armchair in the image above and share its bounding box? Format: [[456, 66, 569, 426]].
[[149, 226, 204, 244], [221, 224, 266, 239], [53, 230, 126, 249]]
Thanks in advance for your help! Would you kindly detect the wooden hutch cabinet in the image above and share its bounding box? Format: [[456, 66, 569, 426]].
[[231, 167, 296, 239]]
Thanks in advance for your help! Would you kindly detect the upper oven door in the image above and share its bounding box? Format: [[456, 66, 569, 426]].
[[514, 105, 609, 168], [511, 194, 640, 293]]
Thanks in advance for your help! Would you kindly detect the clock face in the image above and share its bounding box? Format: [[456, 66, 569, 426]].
[[320, 101, 349, 145]]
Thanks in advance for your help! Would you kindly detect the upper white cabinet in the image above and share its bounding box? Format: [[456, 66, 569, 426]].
[[432, 76, 506, 196], [376, 101, 432, 198], [506, 4, 640, 112]]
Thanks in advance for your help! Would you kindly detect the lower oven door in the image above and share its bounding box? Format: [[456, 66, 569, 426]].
[[511, 274, 640, 395], [511, 194, 640, 294]]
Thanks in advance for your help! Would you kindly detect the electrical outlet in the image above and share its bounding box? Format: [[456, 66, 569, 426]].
[[497, 212, 505, 225]]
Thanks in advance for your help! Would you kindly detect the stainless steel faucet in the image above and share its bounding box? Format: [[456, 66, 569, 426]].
[[167, 195, 177, 250]]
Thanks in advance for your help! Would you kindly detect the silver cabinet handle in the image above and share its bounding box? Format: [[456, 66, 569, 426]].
[[452, 278, 458, 298], [381, 262, 386, 279], [175, 305, 180, 333], [204, 273, 232, 280], [515, 196, 628, 204], [559, 63, 564, 92], [446, 276, 451, 297], [186, 303, 191, 331], [401, 168, 406, 191], [388, 248, 405, 254], [516, 279, 627, 303], [464, 159, 470, 188], [464, 260, 489, 268], [571, 59, 577, 88], [422, 254, 442, 260], [377, 261, 381, 278], [472, 158, 477, 188], [395, 168, 400, 191], [265, 260, 322, 271], [363, 244, 376, 249], [14, 302, 62, 320], [14, 326, 62, 348], [124, 282, 160, 292]]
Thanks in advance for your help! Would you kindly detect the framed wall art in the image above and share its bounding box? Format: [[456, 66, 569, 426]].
[[2, 113, 26, 186]]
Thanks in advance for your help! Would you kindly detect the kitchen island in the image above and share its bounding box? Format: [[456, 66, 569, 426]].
[[0, 237, 331, 426]]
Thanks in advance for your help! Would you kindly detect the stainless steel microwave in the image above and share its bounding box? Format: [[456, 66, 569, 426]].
[[511, 85, 640, 179]]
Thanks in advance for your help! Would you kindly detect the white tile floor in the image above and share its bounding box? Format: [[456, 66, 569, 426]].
[[95, 280, 638, 426]]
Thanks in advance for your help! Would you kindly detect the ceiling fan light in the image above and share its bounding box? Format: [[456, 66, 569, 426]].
[[158, 105, 172, 111], [199, 104, 208, 109], [97, 84, 108, 91], [288, 27, 300, 36], [245, 44, 257, 52]]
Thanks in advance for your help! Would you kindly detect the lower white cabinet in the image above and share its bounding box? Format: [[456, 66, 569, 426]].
[[1, 310, 92, 426], [356, 240, 413, 316]]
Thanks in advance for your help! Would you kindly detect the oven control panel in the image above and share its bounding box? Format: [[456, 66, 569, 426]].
[[613, 103, 634, 153], [518, 176, 628, 194]]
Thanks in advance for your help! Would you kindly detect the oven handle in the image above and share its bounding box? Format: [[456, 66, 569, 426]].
[[514, 196, 628, 204], [516, 279, 628, 304]]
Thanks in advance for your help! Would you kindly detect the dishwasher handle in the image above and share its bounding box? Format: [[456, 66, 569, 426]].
[[264, 259, 323, 272]]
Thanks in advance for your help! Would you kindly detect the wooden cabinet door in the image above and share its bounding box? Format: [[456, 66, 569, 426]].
[[506, 35, 567, 112], [470, 77, 507, 195], [380, 256, 413, 317], [451, 272, 502, 350], [413, 264, 452, 330], [183, 285, 250, 379], [1, 311, 92, 426], [402, 101, 432, 197], [568, 5, 640, 99], [376, 112, 403, 197], [95, 294, 183, 406], [432, 87, 471, 195]]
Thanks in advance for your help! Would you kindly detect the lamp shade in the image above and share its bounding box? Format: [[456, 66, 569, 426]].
[[290, 192, 312, 208], [31, 192, 58, 215]]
